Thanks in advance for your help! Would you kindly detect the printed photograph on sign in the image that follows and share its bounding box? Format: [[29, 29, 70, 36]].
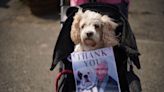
[[71, 47, 121, 92]]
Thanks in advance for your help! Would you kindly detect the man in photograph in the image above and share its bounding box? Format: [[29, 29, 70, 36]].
[[95, 61, 119, 92]]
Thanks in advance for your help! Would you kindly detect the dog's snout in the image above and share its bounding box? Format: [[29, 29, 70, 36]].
[[86, 32, 93, 37]]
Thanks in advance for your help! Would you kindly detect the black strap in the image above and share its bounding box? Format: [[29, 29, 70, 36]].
[[89, 0, 96, 3]]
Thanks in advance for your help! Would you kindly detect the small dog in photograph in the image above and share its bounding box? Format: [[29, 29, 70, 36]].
[[76, 69, 98, 92], [71, 8, 119, 52]]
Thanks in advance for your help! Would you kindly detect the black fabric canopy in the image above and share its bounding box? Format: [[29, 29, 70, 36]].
[[50, 3, 141, 92], [50, 3, 140, 71]]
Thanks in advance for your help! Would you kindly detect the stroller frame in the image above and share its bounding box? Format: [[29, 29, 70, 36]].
[[51, 0, 142, 92]]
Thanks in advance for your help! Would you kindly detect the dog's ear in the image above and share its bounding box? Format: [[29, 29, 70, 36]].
[[101, 15, 118, 30], [101, 15, 119, 47], [70, 8, 83, 44]]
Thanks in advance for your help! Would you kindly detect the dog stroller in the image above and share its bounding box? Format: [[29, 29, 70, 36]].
[[50, 1, 142, 92]]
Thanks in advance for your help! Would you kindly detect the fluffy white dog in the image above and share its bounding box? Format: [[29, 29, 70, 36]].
[[71, 8, 119, 52]]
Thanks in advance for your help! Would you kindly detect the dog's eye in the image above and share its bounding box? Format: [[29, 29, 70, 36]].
[[81, 24, 86, 29], [94, 24, 100, 29]]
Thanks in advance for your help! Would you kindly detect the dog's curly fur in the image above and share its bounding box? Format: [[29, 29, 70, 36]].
[[71, 9, 119, 51]]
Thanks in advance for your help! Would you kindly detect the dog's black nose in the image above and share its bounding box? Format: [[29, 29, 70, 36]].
[[86, 32, 93, 37]]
